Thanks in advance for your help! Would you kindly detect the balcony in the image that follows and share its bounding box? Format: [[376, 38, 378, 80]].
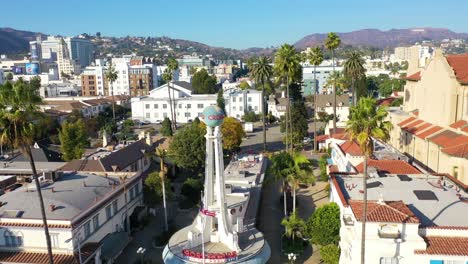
[[378, 229, 401, 239], [343, 214, 354, 226]]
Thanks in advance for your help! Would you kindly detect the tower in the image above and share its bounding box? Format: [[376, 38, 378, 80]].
[[188, 105, 240, 251]]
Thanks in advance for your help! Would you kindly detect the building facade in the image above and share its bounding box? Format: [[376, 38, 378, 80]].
[[302, 65, 344, 95]]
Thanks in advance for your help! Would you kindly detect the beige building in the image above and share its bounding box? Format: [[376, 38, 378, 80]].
[[388, 49, 468, 185]]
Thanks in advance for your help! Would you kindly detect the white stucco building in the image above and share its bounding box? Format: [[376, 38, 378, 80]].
[[0, 171, 144, 263], [131, 81, 263, 123]]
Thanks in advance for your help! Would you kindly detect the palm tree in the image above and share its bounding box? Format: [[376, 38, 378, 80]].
[[155, 148, 169, 232], [0, 79, 54, 264], [166, 58, 179, 130], [286, 152, 313, 213], [324, 32, 341, 135], [251, 56, 273, 152], [105, 63, 118, 121], [274, 44, 301, 152], [269, 152, 295, 216], [343, 51, 366, 106], [307, 47, 324, 152], [281, 210, 306, 246], [324, 71, 347, 95], [345, 97, 393, 264]]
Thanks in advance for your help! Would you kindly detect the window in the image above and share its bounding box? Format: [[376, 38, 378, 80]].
[[145, 104, 150, 109], [197, 104, 204, 109], [93, 214, 99, 230], [112, 200, 118, 214], [179, 104, 182, 109], [248, 97, 252, 102], [254, 106, 258, 111], [163, 113, 168, 118], [50, 233, 59, 248], [84, 221, 91, 238], [239, 106, 243, 111], [239, 97, 243, 102], [163, 104, 167, 109], [453, 166, 459, 179], [106, 205, 112, 220], [4, 231, 23, 247], [198, 112, 203, 117], [379, 257, 398, 264], [154, 112, 159, 118], [135, 183, 140, 194], [145, 113, 150, 118], [187, 104, 191, 109], [233, 106, 236, 111], [185, 112, 191, 117], [232, 97, 236, 102], [130, 187, 135, 200], [154, 104, 158, 109]]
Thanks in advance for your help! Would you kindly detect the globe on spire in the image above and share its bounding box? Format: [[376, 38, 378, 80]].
[[201, 105, 225, 127]]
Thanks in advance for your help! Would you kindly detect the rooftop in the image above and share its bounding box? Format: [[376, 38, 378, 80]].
[[332, 173, 468, 227], [355, 160, 420, 174], [0, 173, 123, 220], [405, 71, 421, 81], [349, 200, 419, 224], [315, 94, 350, 108], [415, 236, 468, 256], [446, 54, 468, 84]]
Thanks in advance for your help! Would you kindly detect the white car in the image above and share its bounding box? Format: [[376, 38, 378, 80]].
[[303, 137, 312, 144]]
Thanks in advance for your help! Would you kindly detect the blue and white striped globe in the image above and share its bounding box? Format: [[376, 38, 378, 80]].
[[201, 105, 225, 127]]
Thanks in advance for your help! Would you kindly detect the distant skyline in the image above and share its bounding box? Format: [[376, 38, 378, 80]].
[[2, 0, 468, 49]]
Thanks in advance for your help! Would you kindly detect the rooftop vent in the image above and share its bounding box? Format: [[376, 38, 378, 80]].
[[366, 181, 383, 189], [414, 190, 438, 201], [3, 210, 24, 218], [397, 175, 412, 181]]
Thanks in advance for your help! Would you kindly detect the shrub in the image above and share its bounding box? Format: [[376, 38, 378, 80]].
[[320, 244, 340, 264], [242, 111, 260, 122], [180, 178, 203, 208], [306, 203, 341, 246]]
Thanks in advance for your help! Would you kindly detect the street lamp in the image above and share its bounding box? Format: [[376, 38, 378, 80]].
[[287, 253, 297, 264], [136, 247, 146, 264]]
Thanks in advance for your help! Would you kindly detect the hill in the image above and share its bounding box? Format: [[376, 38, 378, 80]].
[[294, 28, 468, 49], [0, 28, 42, 54]]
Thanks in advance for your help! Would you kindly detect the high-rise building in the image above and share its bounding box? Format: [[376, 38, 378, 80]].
[[57, 38, 80, 78], [81, 64, 108, 96], [129, 66, 155, 96], [29, 36, 94, 67]]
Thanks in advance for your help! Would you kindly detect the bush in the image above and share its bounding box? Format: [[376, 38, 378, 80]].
[[242, 111, 260, 122], [320, 244, 340, 264], [306, 203, 341, 246]]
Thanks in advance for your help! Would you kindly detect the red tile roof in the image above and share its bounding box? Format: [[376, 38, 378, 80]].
[[416, 126, 443, 139], [446, 54, 468, 84], [441, 143, 468, 159], [405, 122, 431, 134], [450, 120, 468, 129], [397, 117, 416, 127], [316, 135, 330, 142], [429, 130, 468, 148], [339, 141, 363, 156], [377, 97, 396, 106], [402, 119, 424, 130], [463, 126, 468, 133], [355, 159, 420, 174], [349, 200, 420, 223], [405, 71, 421, 81], [415, 236, 468, 256]]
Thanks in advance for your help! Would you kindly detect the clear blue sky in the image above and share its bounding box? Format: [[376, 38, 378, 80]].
[[2, 0, 467, 49]]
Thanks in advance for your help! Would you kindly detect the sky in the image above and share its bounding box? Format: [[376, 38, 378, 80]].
[[2, 0, 468, 49]]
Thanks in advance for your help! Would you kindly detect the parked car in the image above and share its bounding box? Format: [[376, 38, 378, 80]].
[[154, 120, 162, 124], [303, 137, 312, 144]]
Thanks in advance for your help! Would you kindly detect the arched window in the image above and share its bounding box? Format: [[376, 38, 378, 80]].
[[4, 230, 23, 247]]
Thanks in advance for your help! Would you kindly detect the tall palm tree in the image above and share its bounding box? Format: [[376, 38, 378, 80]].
[[307, 47, 324, 152], [251, 56, 273, 152], [274, 44, 301, 152], [324, 32, 341, 135], [156, 148, 169, 232], [281, 210, 305, 246], [269, 151, 295, 216], [166, 58, 179, 130], [286, 152, 312, 213], [105, 63, 118, 121], [346, 97, 393, 264], [343, 51, 366, 106], [0, 79, 54, 264]]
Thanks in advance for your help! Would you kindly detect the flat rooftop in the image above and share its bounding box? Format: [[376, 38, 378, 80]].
[[334, 173, 468, 227], [0, 172, 125, 220], [0, 161, 65, 174]]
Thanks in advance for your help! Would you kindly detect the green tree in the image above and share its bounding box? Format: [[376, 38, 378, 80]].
[[324, 32, 341, 134], [217, 89, 226, 114], [307, 47, 324, 152], [242, 111, 260, 122], [320, 244, 340, 264], [306, 202, 340, 246], [287, 152, 313, 212], [280, 101, 308, 145], [251, 56, 273, 152], [346, 97, 393, 264], [192, 68, 217, 94], [6, 72, 13, 81], [239, 81, 251, 90], [343, 51, 366, 106], [181, 177, 203, 207], [324, 71, 347, 95], [119, 119, 135, 140], [163, 58, 179, 130], [268, 151, 295, 216], [274, 44, 302, 152], [144, 171, 172, 204], [105, 63, 118, 121], [155, 148, 169, 231], [160, 117, 173, 137], [168, 122, 206, 172], [59, 119, 89, 161], [34, 115, 60, 141], [220, 117, 245, 152], [281, 210, 306, 244], [0, 79, 54, 263]]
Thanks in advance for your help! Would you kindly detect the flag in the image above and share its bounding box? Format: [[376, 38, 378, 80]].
[[200, 199, 216, 217]]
